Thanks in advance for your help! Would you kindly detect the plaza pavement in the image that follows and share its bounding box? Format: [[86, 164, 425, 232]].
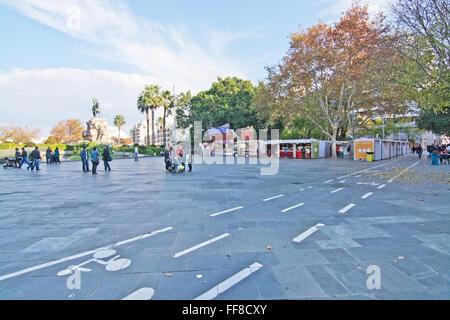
[[0, 154, 449, 300]]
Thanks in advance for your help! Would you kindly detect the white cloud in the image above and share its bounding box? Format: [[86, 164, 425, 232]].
[[0, 68, 171, 136], [0, 0, 249, 91], [0, 0, 258, 136]]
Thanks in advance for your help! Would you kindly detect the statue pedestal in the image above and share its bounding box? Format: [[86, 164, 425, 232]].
[[82, 117, 112, 144]]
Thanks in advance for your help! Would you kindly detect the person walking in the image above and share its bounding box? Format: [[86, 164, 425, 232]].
[[30, 147, 41, 171], [46, 147, 53, 164], [102, 145, 112, 171], [53, 147, 60, 164], [91, 146, 100, 175], [14, 148, 22, 168], [417, 145, 423, 159], [339, 145, 344, 158], [187, 151, 193, 172], [19, 147, 31, 169], [134, 146, 139, 161], [80, 146, 90, 172]]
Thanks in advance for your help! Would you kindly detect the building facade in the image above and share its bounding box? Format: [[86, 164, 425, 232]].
[[130, 120, 176, 146]]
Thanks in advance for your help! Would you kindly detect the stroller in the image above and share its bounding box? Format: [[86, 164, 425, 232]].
[[167, 158, 186, 173]]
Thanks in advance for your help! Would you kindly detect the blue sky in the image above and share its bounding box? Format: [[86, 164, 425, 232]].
[[0, 0, 389, 136]]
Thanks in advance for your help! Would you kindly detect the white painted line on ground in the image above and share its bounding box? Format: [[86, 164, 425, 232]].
[[281, 203, 304, 213], [210, 206, 244, 217], [339, 180, 345, 183], [337, 161, 393, 179], [173, 233, 230, 258], [0, 227, 173, 282], [361, 192, 373, 199], [324, 180, 334, 184], [263, 194, 285, 202], [388, 160, 422, 183], [307, 186, 312, 189], [194, 262, 263, 300], [338, 203, 356, 213], [378, 184, 386, 189], [122, 287, 155, 300], [292, 223, 325, 243], [331, 188, 344, 194], [299, 188, 305, 191]]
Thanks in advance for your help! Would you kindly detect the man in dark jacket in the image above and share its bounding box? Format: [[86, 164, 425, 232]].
[[102, 146, 112, 171], [30, 147, 41, 171], [14, 148, 22, 168], [46, 147, 53, 164], [80, 146, 90, 172], [19, 147, 31, 169], [164, 147, 171, 171]]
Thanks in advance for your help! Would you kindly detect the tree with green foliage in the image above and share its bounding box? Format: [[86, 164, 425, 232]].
[[113, 114, 126, 146], [416, 109, 450, 136], [177, 77, 262, 131], [161, 90, 175, 146], [137, 85, 163, 146]]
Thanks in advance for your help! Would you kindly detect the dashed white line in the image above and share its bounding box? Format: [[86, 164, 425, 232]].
[[324, 180, 334, 184], [263, 194, 285, 202], [0, 227, 174, 282], [194, 262, 263, 300], [173, 233, 230, 258], [361, 192, 373, 199], [210, 206, 243, 217], [378, 184, 386, 189], [292, 223, 325, 243], [331, 188, 343, 194], [281, 203, 304, 213], [299, 188, 305, 191], [338, 203, 356, 213]]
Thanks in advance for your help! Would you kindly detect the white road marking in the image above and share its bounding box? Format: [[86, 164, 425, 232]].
[[388, 160, 422, 183], [263, 194, 285, 201], [307, 186, 312, 189], [122, 287, 154, 300], [292, 223, 325, 243], [299, 188, 305, 191], [210, 206, 244, 217], [337, 161, 393, 179], [324, 180, 334, 184], [173, 233, 230, 258], [338, 203, 356, 213], [281, 203, 305, 213], [361, 192, 373, 199], [378, 184, 386, 189], [0, 227, 173, 282], [331, 188, 343, 194], [339, 180, 345, 183], [194, 262, 263, 300]]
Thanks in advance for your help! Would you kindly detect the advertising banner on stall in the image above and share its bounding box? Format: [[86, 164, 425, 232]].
[[355, 140, 374, 160], [312, 141, 319, 158]]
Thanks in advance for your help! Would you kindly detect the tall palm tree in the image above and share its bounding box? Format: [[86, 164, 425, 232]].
[[161, 90, 175, 146], [113, 114, 126, 145], [137, 85, 163, 146]]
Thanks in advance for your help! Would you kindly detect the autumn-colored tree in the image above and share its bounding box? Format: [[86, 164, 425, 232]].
[[261, 4, 404, 157], [50, 119, 84, 144], [0, 125, 41, 144]]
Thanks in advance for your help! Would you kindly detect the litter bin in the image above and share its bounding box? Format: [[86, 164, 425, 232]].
[[366, 152, 374, 162]]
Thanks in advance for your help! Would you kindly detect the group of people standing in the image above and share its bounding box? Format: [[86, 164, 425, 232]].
[[45, 147, 61, 164], [79, 145, 112, 174], [411, 144, 450, 165], [3, 147, 44, 170], [163, 146, 192, 173]]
